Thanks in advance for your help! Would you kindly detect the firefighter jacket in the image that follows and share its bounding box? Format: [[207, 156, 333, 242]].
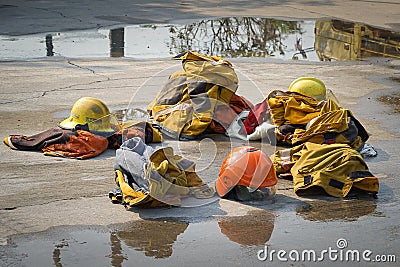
[[267, 90, 324, 144], [271, 142, 379, 198], [267, 90, 323, 126], [291, 99, 369, 150], [110, 137, 214, 208], [4, 128, 108, 159], [147, 51, 239, 140], [267, 90, 368, 149]]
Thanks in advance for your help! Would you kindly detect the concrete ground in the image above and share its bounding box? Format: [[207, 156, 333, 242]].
[[0, 1, 399, 266]]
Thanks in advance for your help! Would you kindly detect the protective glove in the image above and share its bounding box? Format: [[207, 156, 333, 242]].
[[225, 111, 249, 140], [247, 122, 277, 145]]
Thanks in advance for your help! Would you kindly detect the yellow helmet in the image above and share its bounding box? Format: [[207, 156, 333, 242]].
[[59, 97, 116, 134], [288, 77, 327, 101]]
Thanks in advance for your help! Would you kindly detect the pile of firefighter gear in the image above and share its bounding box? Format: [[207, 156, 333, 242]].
[[4, 97, 117, 159], [109, 137, 215, 208], [4, 50, 379, 207], [147, 51, 251, 139], [4, 97, 162, 159]]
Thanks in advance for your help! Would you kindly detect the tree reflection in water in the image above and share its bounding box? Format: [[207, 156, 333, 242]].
[[168, 17, 303, 58]]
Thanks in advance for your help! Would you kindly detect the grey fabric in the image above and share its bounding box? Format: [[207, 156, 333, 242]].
[[114, 137, 155, 193], [153, 76, 187, 106]]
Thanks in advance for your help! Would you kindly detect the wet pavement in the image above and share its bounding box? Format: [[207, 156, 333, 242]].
[[0, 18, 317, 61], [1, 1, 400, 267], [1, 17, 399, 61]]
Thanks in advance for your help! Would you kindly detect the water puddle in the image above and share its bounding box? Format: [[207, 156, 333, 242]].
[[1, 17, 399, 61], [3, 210, 275, 267], [296, 199, 377, 222], [1, 199, 386, 267]]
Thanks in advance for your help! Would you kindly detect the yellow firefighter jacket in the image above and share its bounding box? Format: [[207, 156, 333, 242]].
[[267, 90, 323, 126], [147, 51, 238, 140], [271, 142, 379, 198], [291, 99, 369, 150], [267, 90, 368, 149], [111, 138, 212, 208]]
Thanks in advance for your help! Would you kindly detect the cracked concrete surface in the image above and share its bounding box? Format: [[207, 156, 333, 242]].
[[1, 58, 399, 237]]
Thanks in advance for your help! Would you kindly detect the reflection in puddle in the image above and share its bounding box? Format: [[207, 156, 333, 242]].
[[1, 17, 398, 61], [217, 210, 275, 246], [110, 28, 125, 58], [296, 199, 377, 222], [6, 210, 275, 266], [169, 17, 304, 59], [315, 19, 400, 61], [114, 220, 189, 259]]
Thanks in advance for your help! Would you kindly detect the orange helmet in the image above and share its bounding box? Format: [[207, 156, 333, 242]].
[[216, 146, 278, 197]]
